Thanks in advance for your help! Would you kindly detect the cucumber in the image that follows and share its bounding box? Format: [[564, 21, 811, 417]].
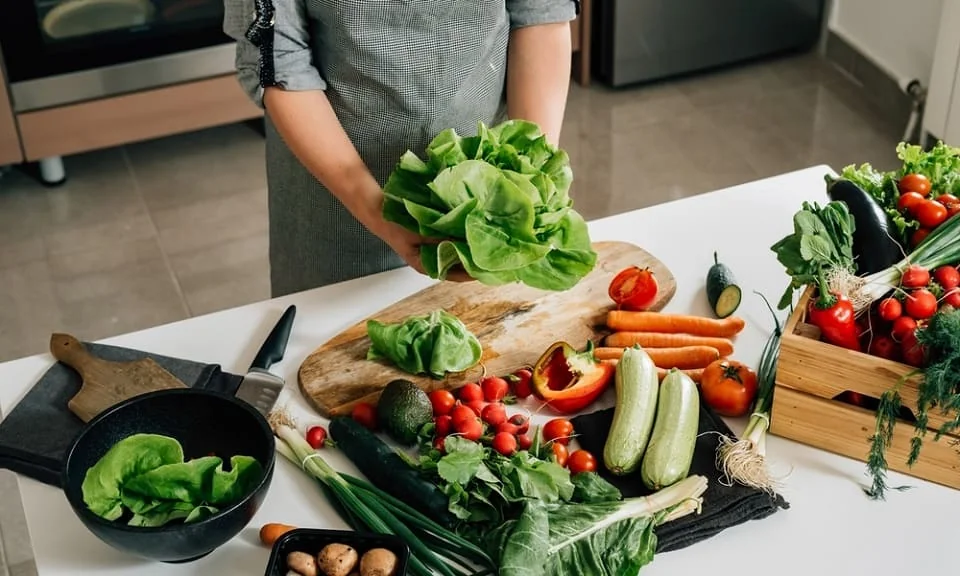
[[640, 369, 700, 490], [328, 417, 457, 528], [706, 251, 742, 319], [603, 346, 659, 476]]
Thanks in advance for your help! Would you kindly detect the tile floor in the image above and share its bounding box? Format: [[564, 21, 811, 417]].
[[0, 51, 905, 366], [0, 49, 909, 575]]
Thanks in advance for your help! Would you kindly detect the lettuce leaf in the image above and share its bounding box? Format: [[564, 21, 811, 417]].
[[383, 120, 596, 291]]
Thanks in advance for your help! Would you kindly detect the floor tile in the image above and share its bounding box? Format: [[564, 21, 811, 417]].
[[0, 260, 62, 363], [150, 188, 269, 257], [0, 471, 33, 571]]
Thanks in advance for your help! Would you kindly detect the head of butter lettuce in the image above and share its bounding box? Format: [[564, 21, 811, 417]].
[[383, 120, 597, 291]]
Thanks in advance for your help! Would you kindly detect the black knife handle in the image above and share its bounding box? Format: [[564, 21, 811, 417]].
[[251, 305, 297, 371]]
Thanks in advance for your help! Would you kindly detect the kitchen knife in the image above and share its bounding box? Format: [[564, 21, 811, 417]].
[[235, 305, 297, 416]]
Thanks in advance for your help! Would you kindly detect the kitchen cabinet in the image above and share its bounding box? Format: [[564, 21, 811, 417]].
[[0, 51, 21, 166]]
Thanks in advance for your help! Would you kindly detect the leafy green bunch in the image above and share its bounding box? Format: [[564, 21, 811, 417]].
[[382, 120, 597, 291]]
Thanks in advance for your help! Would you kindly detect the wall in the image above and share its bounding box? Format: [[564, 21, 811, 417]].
[[828, 0, 944, 86]]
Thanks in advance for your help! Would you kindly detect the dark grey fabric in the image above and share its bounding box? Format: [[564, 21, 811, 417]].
[[571, 401, 790, 553], [0, 344, 243, 487], [222, 0, 579, 296]]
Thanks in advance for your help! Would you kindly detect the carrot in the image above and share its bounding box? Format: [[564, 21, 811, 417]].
[[657, 368, 704, 383], [604, 331, 734, 356], [594, 346, 720, 369], [607, 311, 746, 338], [259, 523, 297, 546]]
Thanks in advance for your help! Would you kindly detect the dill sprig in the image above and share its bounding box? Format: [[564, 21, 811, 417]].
[[865, 308, 960, 500]]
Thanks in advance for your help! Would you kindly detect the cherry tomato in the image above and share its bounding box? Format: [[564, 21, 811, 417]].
[[517, 434, 533, 451], [898, 191, 926, 213], [915, 199, 949, 229], [905, 288, 938, 320], [429, 389, 457, 416], [936, 194, 959, 205], [305, 426, 328, 449], [901, 265, 930, 289], [542, 418, 575, 446], [911, 228, 932, 247], [566, 450, 598, 474], [899, 173, 932, 196], [868, 335, 900, 362], [891, 316, 918, 342], [480, 376, 510, 402], [491, 432, 518, 456], [608, 266, 659, 310], [435, 415, 453, 438], [351, 403, 378, 430], [457, 382, 484, 403], [450, 405, 478, 429], [933, 266, 960, 290], [510, 369, 533, 399], [901, 329, 926, 367], [877, 297, 902, 321], [481, 402, 508, 427], [455, 416, 484, 442], [944, 289, 960, 308], [508, 414, 530, 434], [699, 359, 759, 418], [551, 442, 569, 467], [496, 421, 520, 436]]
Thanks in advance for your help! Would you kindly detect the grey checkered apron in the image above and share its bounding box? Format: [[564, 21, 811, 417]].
[[224, 0, 578, 297]]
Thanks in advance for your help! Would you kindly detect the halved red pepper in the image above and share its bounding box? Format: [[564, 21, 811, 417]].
[[531, 341, 615, 414]]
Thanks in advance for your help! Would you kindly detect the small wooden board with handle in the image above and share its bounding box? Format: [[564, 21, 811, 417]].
[[50, 333, 187, 423], [299, 241, 676, 418]]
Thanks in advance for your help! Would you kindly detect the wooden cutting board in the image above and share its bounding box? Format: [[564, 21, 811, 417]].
[[299, 241, 676, 418]]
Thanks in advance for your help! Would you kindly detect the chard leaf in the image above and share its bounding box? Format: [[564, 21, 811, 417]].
[[499, 502, 550, 576], [570, 472, 622, 503]]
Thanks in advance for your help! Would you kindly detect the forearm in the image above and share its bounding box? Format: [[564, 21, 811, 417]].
[[263, 87, 382, 227], [506, 22, 572, 145]]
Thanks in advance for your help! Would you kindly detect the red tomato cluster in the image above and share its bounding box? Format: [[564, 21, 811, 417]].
[[897, 173, 960, 246]]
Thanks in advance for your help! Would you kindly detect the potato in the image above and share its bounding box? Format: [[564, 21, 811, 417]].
[[318, 543, 359, 576], [360, 548, 398, 576], [287, 551, 318, 576]]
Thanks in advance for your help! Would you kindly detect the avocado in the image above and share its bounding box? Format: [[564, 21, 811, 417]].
[[706, 252, 742, 319], [376, 379, 433, 445]]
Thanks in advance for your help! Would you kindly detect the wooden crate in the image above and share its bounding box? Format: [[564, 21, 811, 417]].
[[770, 286, 960, 490]]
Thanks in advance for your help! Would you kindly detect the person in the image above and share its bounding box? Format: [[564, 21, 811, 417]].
[[224, 0, 579, 297]]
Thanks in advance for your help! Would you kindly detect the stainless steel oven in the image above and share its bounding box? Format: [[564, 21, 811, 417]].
[[0, 0, 236, 113]]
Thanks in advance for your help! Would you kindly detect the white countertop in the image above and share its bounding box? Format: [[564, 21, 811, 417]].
[[0, 166, 953, 575]]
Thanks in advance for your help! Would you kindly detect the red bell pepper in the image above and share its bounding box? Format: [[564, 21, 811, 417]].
[[531, 341, 615, 414], [808, 290, 861, 351]]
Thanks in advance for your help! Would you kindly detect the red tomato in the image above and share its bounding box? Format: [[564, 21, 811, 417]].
[[435, 415, 453, 437], [699, 360, 759, 418], [877, 297, 902, 321], [517, 434, 533, 451], [305, 426, 328, 449], [868, 335, 900, 361], [898, 191, 926, 213], [891, 316, 918, 342], [450, 405, 478, 429], [901, 265, 930, 289], [510, 369, 533, 399], [936, 194, 959, 205], [933, 266, 960, 290], [911, 228, 932, 247], [508, 414, 530, 434], [542, 419, 575, 446], [899, 173, 932, 196], [481, 402, 508, 427], [915, 200, 949, 229], [566, 450, 598, 474], [608, 266, 659, 310], [457, 382, 484, 403], [480, 376, 510, 402], [901, 329, 926, 367], [944, 289, 960, 308], [551, 443, 569, 467], [905, 289, 938, 320], [428, 389, 457, 416], [491, 432, 518, 456], [351, 403, 377, 430]]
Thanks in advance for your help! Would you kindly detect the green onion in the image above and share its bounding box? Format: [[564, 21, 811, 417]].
[[271, 418, 492, 576]]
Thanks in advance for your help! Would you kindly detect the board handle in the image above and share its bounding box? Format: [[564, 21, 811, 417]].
[[50, 333, 96, 378]]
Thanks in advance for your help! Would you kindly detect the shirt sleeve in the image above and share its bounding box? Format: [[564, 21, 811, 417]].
[[505, 0, 579, 29], [223, 0, 327, 108]]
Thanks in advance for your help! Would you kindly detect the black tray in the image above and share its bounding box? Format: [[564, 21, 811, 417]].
[[264, 529, 411, 576]]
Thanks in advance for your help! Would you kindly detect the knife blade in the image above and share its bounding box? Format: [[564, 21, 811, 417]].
[[235, 305, 296, 416]]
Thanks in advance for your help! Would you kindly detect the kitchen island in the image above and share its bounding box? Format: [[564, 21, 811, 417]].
[[0, 166, 955, 575]]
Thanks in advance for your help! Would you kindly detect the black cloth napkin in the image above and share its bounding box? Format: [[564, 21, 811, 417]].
[[571, 399, 789, 553], [0, 343, 244, 487]]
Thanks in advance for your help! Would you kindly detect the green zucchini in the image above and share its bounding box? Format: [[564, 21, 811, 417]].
[[706, 251, 742, 318], [603, 345, 659, 476], [640, 369, 700, 490], [328, 417, 457, 528]]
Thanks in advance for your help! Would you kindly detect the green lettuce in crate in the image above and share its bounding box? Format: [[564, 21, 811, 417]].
[[383, 120, 597, 291]]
